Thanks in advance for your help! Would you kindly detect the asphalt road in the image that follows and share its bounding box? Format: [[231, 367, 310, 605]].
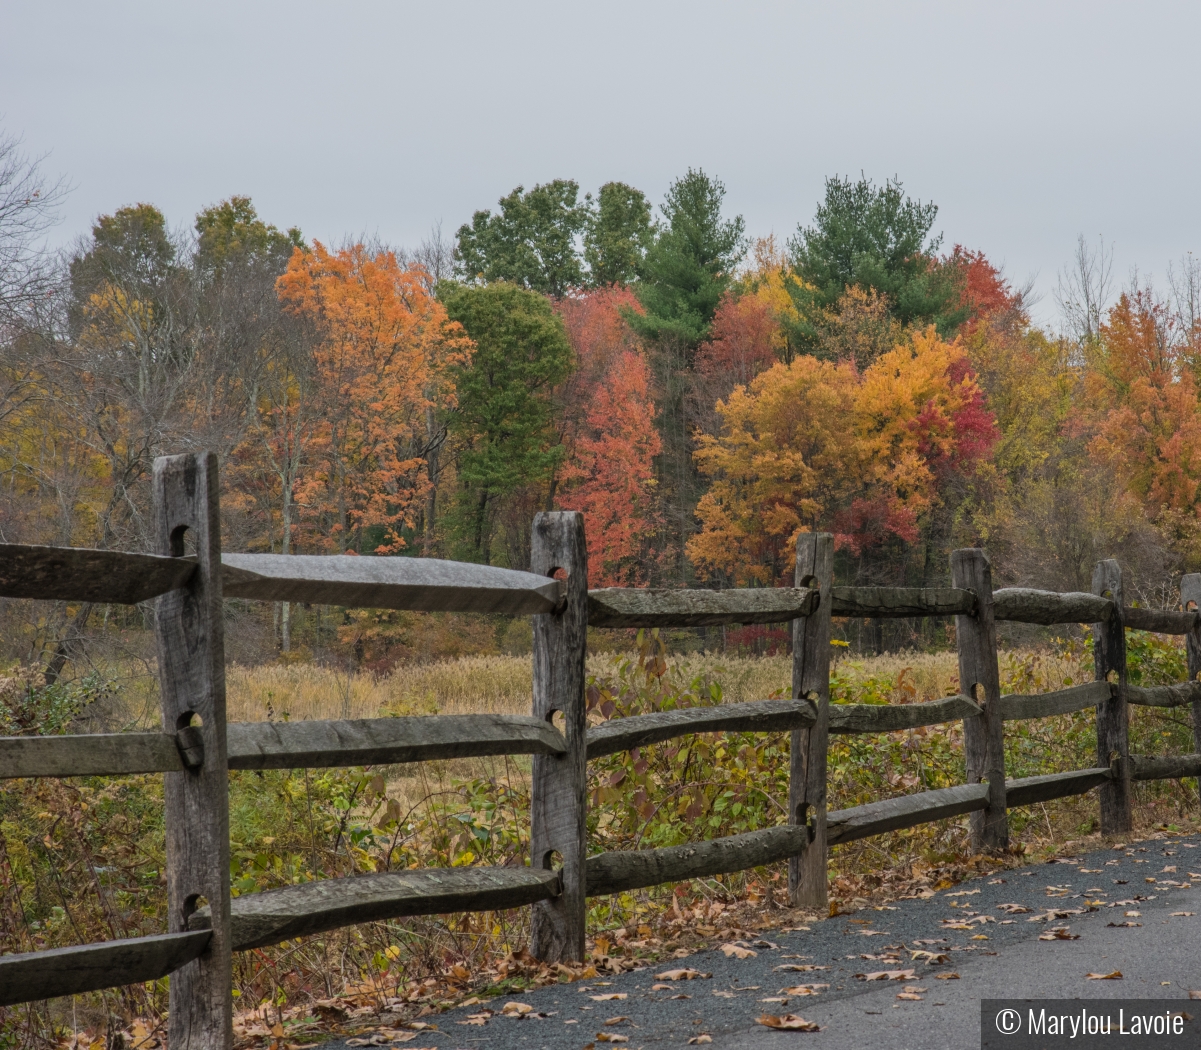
[[326, 833, 1201, 1050]]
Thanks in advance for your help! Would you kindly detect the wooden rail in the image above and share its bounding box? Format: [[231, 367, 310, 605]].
[[585, 699, 815, 759], [11, 454, 1201, 1028], [587, 586, 817, 627], [190, 868, 561, 951], [0, 931, 212, 1007]]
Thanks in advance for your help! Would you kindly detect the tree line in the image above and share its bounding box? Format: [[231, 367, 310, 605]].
[[2, 128, 1200, 663]]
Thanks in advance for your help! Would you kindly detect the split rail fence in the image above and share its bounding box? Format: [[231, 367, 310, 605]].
[[3, 452, 1201, 1047]]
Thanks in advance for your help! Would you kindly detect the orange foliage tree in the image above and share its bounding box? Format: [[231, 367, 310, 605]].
[[688, 327, 995, 583], [276, 243, 472, 553], [555, 287, 664, 585]]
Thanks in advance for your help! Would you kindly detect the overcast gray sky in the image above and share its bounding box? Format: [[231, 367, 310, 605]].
[[3, 1, 1198, 325]]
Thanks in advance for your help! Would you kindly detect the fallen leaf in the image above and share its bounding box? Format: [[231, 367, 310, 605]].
[[404, 1023, 436, 1032], [997, 903, 1031, 914], [712, 990, 736, 998], [971, 935, 990, 941], [501, 1002, 533, 1016], [910, 951, 949, 963], [655, 968, 711, 980], [944, 889, 980, 897], [1039, 927, 1080, 941], [856, 969, 916, 981], [896, 992, 924, 1001], [934, 972, 960, 980], [1086, 971, 1123, 980], [602, 1017, 629, 1025], [456, 1015, 489, 1027], [1172, 911, 1196, 917], [1189, 991, 1201, 1000], [687, 1037, 712, 1045], [720, 943, 757, 959], [1125, 911, 1141, 918], [651, 983, 673, 990], [756, 1014, 821, 1032], [775, 964, 827, 972], [779, 984, 829, 996], [590, 994, 627, 1001], [595, 1034, 628, 1044], [669, 994, 691, 1000], [1107, 921, 1142, 928]]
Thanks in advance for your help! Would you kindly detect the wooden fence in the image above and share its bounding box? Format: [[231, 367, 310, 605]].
[[3, 451, 1201, 1045]]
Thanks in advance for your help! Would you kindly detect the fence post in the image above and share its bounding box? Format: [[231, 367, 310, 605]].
[[1092, 559, 1132, 835], [789, 532, 833, 909], [1182, 575, 1201, 762], [952, 548, 1007, 851], [529, 511, 588, 962], [153, 452, 232, 1050]]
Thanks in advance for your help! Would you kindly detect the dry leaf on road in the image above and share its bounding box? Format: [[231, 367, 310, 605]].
[[856, 969, 916, 981], [780, 984, 829, 996], [1039, 927, 1079, 941], [1107, 921, 1141, 928], [595, 1034, 628, 1044], [910, 950, 949, 963], [997, 903, 1031, 914], [687, 1036, 712, 1045], [1086, 971, 1123, 980], [757, 1014, 821, 1031], [590, 994, 627, 1001], [603, 1016, 629, 1025], [1172, 911, 1196, 917], [720, 943, 757, 959], [775, 964, 827, 972], [896, 992, 924, 1001], [934, 972, 960, 980], [1189, 991, 1201, 1000], [655, 969, 711, 980], [501, 1002, 533, 1016]]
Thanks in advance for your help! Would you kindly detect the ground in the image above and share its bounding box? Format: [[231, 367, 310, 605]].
[[314, 832, 1201, 1049]]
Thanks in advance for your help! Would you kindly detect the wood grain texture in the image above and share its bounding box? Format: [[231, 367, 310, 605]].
[[585, 699, 815, 760], [790, 534, 833, 909], [0, 543, 196, 605], [0, 732, 183, 778], [1004, 767, 1113, 808], [825, 782, 991, 846], [1122, 606, 1200, 635], [189, 868, 561, 951], [586, 586, 817, 628], [585, 825, 810, 898], [992, 588, 1113, 625], [226, 714, 565, 770], [153, 452, 233, 1050], [0, 930, 211, 1007], [1125, 682, 1201, 708], [827, 694, 981, 734], [1129, 753, 1201, 781], [221, 553, 560, 615], [829, 586, 975, 618], [529, 512, 588, 964], [953, 549, 1007, 851], [996, 681, 1113, 722], [1183, 574, 1201, 766], [1092, 559, 1132, 836]]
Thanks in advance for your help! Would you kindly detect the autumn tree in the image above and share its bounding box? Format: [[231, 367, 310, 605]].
[[440, 282, 572, 566], [555, 286, 664, 584], [455, 180, 590, 297], [277, 242, 472, 555]]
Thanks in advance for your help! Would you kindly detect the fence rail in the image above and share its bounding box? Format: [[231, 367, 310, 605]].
[[3, 450, 1201, 1037]]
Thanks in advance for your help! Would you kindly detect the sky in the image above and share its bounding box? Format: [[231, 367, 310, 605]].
[[3, 0, 1199, 327]]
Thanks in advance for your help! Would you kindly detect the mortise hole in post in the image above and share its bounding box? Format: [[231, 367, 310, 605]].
[[547, 709, 565, 734], [795, 802, 809, 826], [539, 849, 563, 871], [169, 525, 189, 558], [182, 892, 208, 922], [972, 683, 985, 703], [1107, 669, 1118, 684], [799, 574, 818, 590], [176, 711, 202, 730]]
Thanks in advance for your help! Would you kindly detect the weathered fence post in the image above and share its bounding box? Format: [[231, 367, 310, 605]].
[[1182, 575, 1201, 763], [952, 549, 1007, 851], [529, 511, 588, 962], [153, 452, 232, 1050], [789, 532, 833, 909], [1092, 559, 1132, 835]]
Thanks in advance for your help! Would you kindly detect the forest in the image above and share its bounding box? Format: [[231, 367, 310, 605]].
[[1, 131, 1200, 668]]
